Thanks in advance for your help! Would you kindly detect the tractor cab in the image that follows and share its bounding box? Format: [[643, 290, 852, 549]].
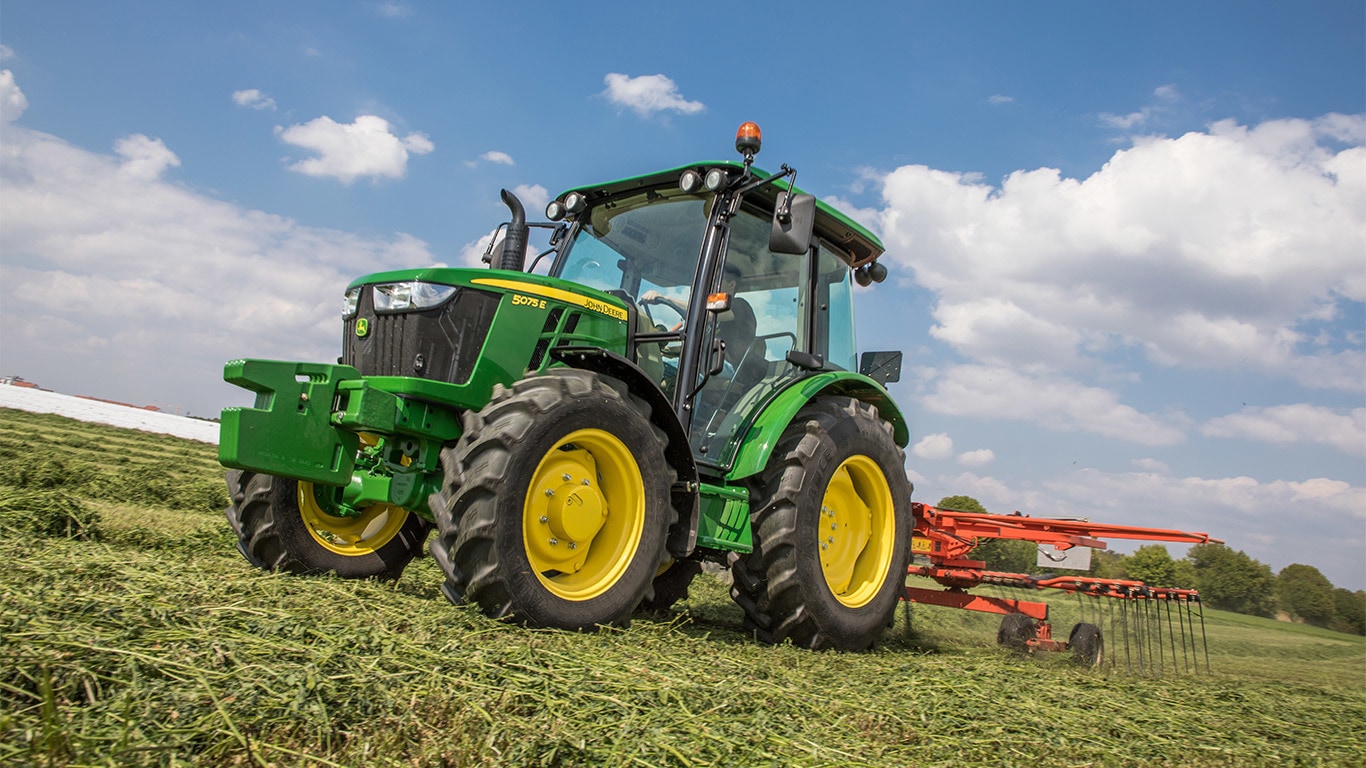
[[543, 123, 895, 470]]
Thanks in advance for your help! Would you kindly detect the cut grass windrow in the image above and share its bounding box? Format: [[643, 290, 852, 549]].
[[0, 408, 1363, 766]]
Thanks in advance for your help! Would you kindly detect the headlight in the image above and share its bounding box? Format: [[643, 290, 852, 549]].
[[342, 286, 361, 318], [372, 281, 458, 312]]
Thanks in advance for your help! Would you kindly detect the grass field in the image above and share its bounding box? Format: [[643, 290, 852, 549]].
[[2, 407, 1363, 767]]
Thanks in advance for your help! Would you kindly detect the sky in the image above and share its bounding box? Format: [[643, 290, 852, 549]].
[[1, 2, 1362, 589]]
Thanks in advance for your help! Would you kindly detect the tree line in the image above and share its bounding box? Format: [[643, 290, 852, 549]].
[[937, 495, 1365, 636]]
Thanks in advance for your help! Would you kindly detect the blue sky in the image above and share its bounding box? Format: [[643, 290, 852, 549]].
[[2, 2, 1363, 589]]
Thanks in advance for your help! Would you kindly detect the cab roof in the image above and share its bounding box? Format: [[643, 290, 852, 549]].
[[555, 161, 886, 266]]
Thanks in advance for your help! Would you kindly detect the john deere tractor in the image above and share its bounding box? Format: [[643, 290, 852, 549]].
[[221, 122, 911, 650]]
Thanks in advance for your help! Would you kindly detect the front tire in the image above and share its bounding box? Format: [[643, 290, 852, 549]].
[[730, 397, 912, 651], [225, 471, 430, 580], [429, 369, 673, 629]]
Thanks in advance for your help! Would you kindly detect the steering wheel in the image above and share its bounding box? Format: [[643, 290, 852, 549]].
[[639, 294, 686, 357], [639, 294, 685, 330]]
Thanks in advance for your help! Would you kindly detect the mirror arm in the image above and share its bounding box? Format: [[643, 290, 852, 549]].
[[734, 163, 796, 198]]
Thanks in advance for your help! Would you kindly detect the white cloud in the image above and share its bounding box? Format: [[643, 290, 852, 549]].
[[458, 231, 498, 268], [1131, 457, 1171, 473], [877, 115, 1366, 412], [1202, 404, 1366, 457], [0, 45, 15, 62], [1100, 85, 1179, 129], [511, 183, 549, 214], [929, 298, 1081, 368], [988, 94, 1014, 105], [232, 89, 276, 111], [276, 115, 434, 183], [1099, 109, 1151, 129], [958, 448, 995, 466], [402, 132, 434, 154], [1153, 84, 1180, 101], [0, 118, 435, 416], [601, 73, 704, 117], [113, 134, 180, 180], [923, 365, 1186, 446], [479, 150, 515, 166], [0, 69, 27, 123], [376, 1, 412, 17], [912, 432, 954, 460]]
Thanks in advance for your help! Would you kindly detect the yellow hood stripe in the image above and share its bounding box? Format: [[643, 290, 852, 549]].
[[472, 277, 629, 322]]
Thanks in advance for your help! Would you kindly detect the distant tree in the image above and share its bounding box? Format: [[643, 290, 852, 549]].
[[936, 495, 986, 513], [1276, 564, 1336, 627], [1187, 543, 1276, 617], [1125, 545, 1178, 587], [970, 539, 1039, 574], [1087, 549, 1127, 580], [1331, 589, 1366, 635], [1172, 559, 1198, 590], [936, 495, 1039, 573]]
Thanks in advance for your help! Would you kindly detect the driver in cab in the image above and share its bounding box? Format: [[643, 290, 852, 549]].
[[641, 263, 756, 374]]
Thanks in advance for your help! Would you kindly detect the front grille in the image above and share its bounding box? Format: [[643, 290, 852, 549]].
[[341, 287, 500, 384]]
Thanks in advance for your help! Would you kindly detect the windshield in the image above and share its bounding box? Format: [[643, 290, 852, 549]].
[[552, 188, 713, 404], [554, 188, 711, 304]]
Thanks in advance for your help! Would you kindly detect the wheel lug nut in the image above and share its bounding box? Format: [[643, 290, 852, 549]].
[[539, 516, 549, 524], [582, 479, 591, 486], [549, 538, 559, 546], [545, 489, 554, 497], [568, 542, 577, 550], [562, 473, 572, 481]]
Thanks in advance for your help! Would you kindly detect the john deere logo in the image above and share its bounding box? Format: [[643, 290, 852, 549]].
[[355, 318, 369, 337]]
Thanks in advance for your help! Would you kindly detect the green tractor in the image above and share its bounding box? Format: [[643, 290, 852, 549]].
[[221, 122, 911, 650]]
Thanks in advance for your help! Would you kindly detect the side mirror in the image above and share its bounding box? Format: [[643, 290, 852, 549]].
[[859, 350, 902, 384], [770, 193, 816, 255]]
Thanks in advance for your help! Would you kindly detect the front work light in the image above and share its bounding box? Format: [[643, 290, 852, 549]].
[[342, 286, 362, 318], [679, 169, 703, 194], [372, 281, 458, 312], [564, 191, 588, 215], [704, 168, 729, 191], [546, 200, 567, 221]]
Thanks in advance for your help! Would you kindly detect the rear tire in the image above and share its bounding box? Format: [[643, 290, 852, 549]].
[[730, 397, 912, 651], [225, 470, 429, 580], [429, 368, 673, 629]]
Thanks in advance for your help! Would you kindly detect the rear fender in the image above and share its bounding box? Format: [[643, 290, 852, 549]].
[[726, 371, 908, 482]]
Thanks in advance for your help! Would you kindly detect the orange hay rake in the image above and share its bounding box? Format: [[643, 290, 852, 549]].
[[903, 503, 1219, 673]]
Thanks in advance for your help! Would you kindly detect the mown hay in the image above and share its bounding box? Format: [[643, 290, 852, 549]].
[[0, 487, 102, 540]]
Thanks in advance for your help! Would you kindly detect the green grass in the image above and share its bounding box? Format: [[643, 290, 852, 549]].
[[1, 408, 1363, 767]]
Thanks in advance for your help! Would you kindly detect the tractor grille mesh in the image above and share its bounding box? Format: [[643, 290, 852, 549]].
[[341, 287, 500, 384]]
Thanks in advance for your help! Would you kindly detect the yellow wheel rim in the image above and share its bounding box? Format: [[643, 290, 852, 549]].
[[523, 428, 646, 601], [818, 455, 895, 608], [298, 482, 409, 556]]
